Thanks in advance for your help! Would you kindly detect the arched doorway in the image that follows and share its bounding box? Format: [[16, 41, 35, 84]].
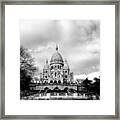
[[54, 80, 57, 84], [50, 80, 53, 84]]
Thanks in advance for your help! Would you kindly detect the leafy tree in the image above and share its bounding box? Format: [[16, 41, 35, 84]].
[[20, 46, 37, 93]]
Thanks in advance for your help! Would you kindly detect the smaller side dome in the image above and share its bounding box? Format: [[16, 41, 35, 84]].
[[63, 59, 69, 69], [43, 60, 49, 69]]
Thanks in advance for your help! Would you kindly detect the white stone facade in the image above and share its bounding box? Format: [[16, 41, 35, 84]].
[[40, 45, 73, 84]]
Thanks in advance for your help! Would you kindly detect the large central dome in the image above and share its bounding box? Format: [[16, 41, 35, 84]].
[[50, 45, 63, 64], [51, 52, 63, 62]]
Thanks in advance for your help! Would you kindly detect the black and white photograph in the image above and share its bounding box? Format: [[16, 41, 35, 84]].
[[4, 4, 116, 116], [20, 20, 100, 100]]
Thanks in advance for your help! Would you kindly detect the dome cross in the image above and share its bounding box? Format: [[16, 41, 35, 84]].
[[56, 44, 58, 51]]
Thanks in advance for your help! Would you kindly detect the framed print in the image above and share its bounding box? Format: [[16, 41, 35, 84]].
[[0, 0, 119, 119]]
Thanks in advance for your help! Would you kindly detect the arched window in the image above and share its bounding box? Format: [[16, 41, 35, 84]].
[[44, 81, 47, 84], [50, 80, 53, 84], [54, 80, 57, 84], [55, 72, 56, 77], [58, 80, 61, 84], [51, 66, 53, 69]]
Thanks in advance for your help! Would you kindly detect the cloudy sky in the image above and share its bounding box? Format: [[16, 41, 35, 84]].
[[20, 20, 100, 75]]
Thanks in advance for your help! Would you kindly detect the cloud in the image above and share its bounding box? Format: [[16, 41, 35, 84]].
[[20, 20, 100, 74], [20, 20, 60, 48]]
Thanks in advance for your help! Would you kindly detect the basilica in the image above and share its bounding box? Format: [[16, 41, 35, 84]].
[[40, 45, 74, 84]]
